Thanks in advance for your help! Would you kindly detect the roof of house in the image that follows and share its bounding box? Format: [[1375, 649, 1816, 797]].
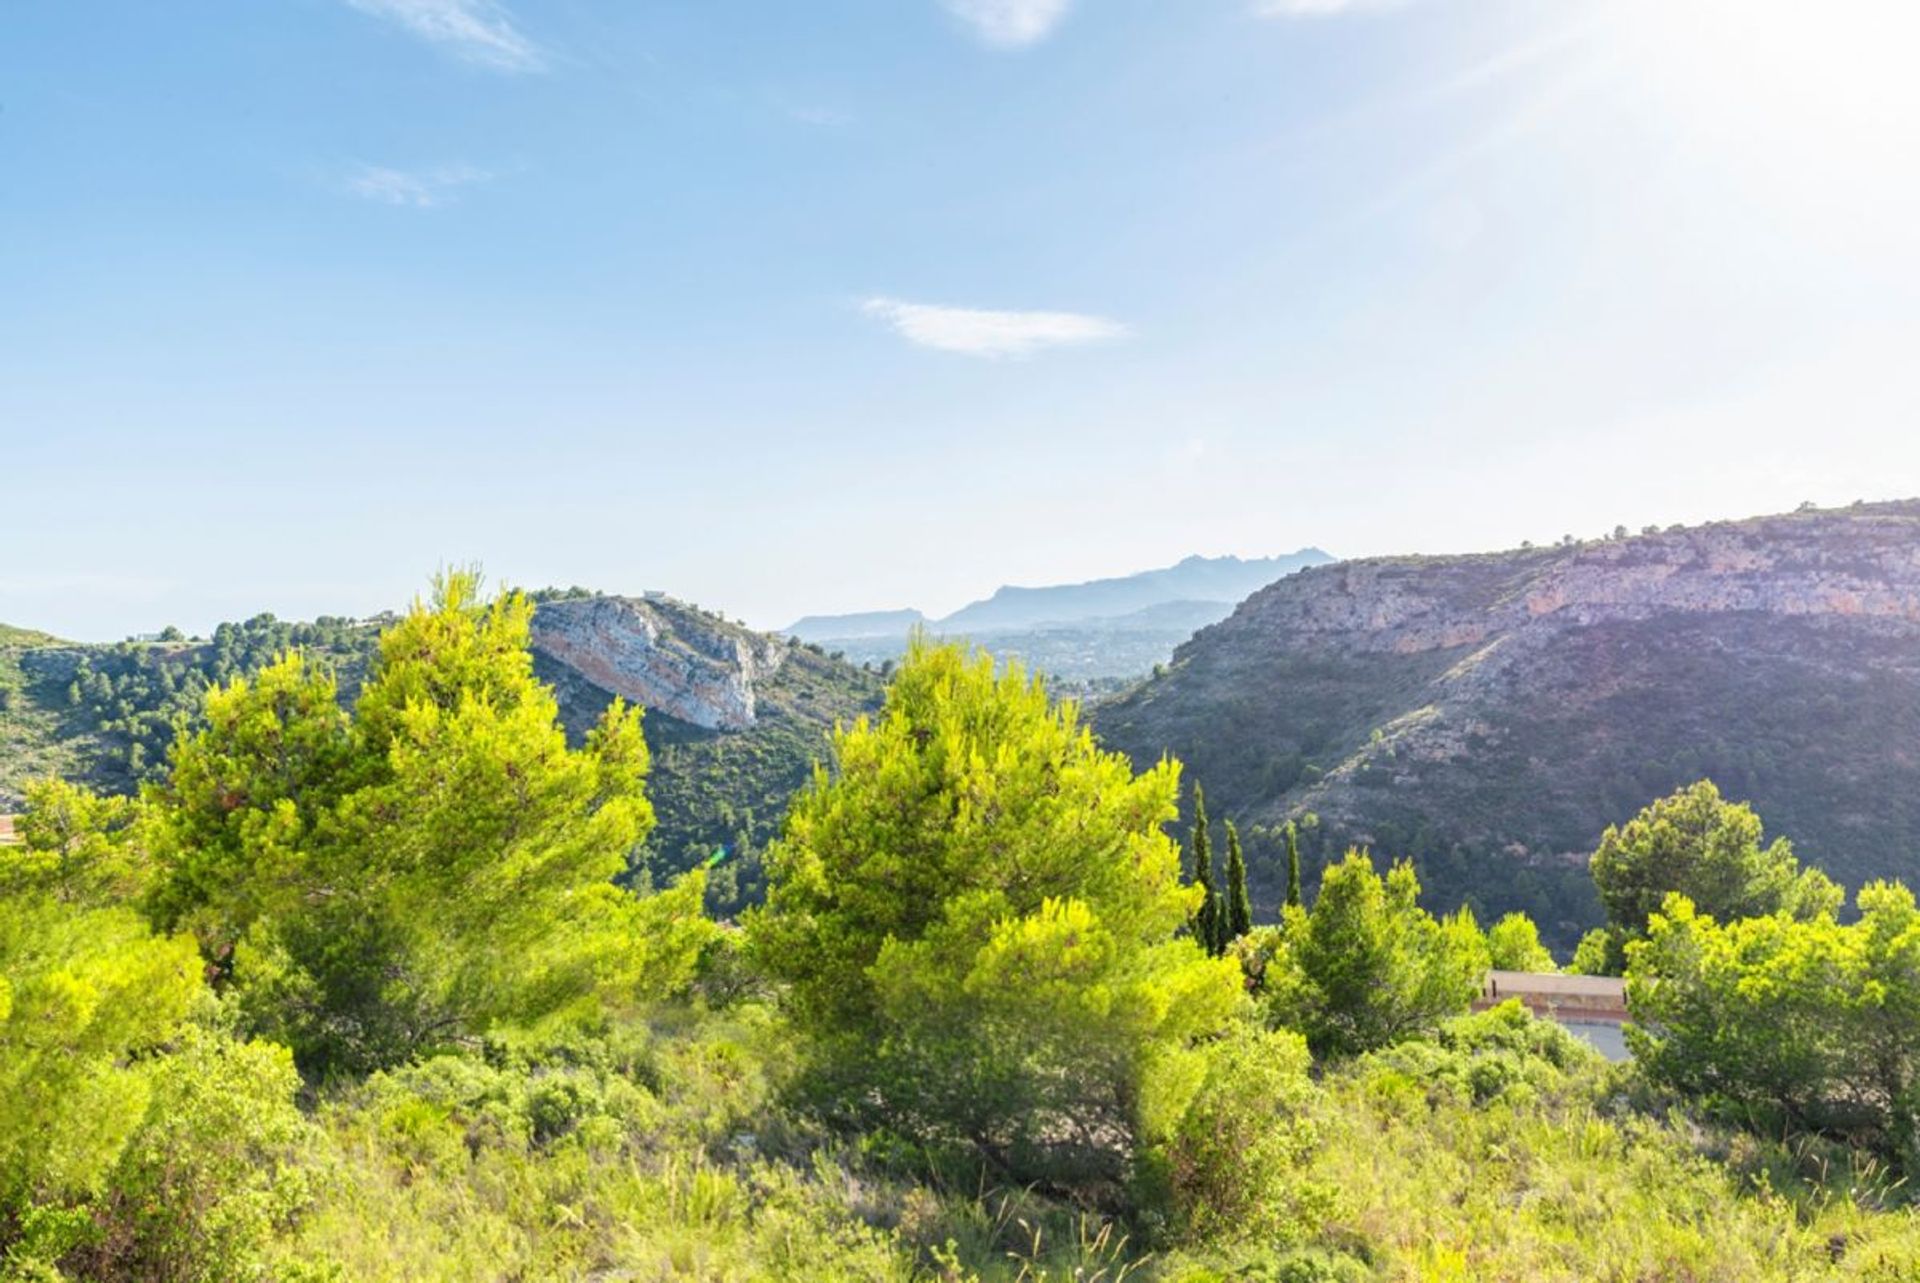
[[1484, 969, 1624, 999]]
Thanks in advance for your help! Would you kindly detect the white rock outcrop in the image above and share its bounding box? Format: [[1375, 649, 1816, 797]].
[[530, 596, 786, 732]]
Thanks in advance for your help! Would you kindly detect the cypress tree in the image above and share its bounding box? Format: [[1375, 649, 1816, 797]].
[[1224, 819, 1252, 941], [1284, 821, 1304, 912], [1191, 785, 1220, 954]]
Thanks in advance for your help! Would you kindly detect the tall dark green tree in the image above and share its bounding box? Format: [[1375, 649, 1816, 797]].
[[1191, 785, 1222, 955], [1264, 852, 1489, 1056], [1284, 821, 1304, 912], [1581, 779, 1843, 975], [1224, 820, 1252, 941]]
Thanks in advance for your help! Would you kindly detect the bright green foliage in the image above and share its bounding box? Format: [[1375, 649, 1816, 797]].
[[1140, 1025, 1327, 1246], [1264, 852, 1490, 1057], [1306, 1002, 1920, 1282], [0, 895, 201, 1220], [19, 583, 1920, 1278], [142, 571, 708, 1076], [1590, 780, 1842, 959], [1361, 1000, 1597, 1107], [282, 1016, 915, 1281], [1223, 820, 1252, 943], [1566, 926, 1618, 976], [6, 778, 147, 908], [142, 651, 359, 954], [752, 640, 1243, 1190], [1, 792, 316, 1281], [1486, 911, 1557, 973], [289, 1013, 1187, 1283], [1627, 882, 1920, 1164], [1191, 784, 1223, 956], [66, 1028, 318, 1283], [1284, 820, 1304, 912], [0, 614, 376, 800]]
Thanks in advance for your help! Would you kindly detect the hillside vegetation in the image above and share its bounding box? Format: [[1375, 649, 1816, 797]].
[[1095, 501, 1920, 946], [0, 626, 66, 649], [0, 593, 879, 912], [8, 584, 1920, 1281]]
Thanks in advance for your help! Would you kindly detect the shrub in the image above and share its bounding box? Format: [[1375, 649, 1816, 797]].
[[1142, 1026, 1329, 1246], [76, 1028, 318, 1283], [1360, 1001, 1598, 1108]]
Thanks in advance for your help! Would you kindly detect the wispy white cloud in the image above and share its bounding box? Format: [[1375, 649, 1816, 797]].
[[344, 0, 544, 71], [941, 0, 1075, 49], [862, 297, 1127, 359], [344, 163, 494, 208], [1253, 0, 1406, 16]]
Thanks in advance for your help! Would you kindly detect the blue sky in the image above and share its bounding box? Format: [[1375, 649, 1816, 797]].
[[4, 0, 1918, 640]]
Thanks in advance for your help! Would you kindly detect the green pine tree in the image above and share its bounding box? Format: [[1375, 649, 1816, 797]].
[[752, 639, 1243, 1186], [1284, 821, 1304, 912], [1224, 820, 1252, 941], [1191, 785, 1221, 954]]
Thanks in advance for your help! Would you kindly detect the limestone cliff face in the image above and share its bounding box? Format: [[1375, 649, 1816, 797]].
[[1094, 502, 1920, 945], [1225, 507, 1920, 658], [530, 595, 787, 732]]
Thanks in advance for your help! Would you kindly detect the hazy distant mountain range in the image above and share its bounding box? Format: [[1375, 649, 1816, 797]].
[[785, 550, 1335, 681], [782, 608, 928, 640]]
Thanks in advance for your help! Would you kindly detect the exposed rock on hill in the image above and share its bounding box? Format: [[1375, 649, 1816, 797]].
[[533, 597, 882, 906], [531, 595, 789, 732], [1093, 502, 1920, 944]]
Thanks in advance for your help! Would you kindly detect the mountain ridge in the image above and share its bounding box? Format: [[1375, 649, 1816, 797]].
[[786, 549, 1336, 681], [783, 607, 928, 640], [1092, 500, 1920, 944], [786, 549, 1334, 639]]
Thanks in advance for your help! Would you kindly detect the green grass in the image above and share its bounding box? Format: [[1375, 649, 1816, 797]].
[[263, 1002, 1920, 1282]]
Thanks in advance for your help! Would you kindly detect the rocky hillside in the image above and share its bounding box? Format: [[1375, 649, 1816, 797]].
[[1093, 502, 1920, 945], [0, 594, 880, 912], [530, 595, 882, 908], [532, 595, 793, 733]]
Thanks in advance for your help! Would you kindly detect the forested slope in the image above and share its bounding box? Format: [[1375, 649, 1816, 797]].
[[0, 593, 879, 908]]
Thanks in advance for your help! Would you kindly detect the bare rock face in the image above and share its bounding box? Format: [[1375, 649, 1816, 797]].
[[1094, 501, 1920, 945], [530, 595, 786, 732], [1228, 507, 1920, 658]]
